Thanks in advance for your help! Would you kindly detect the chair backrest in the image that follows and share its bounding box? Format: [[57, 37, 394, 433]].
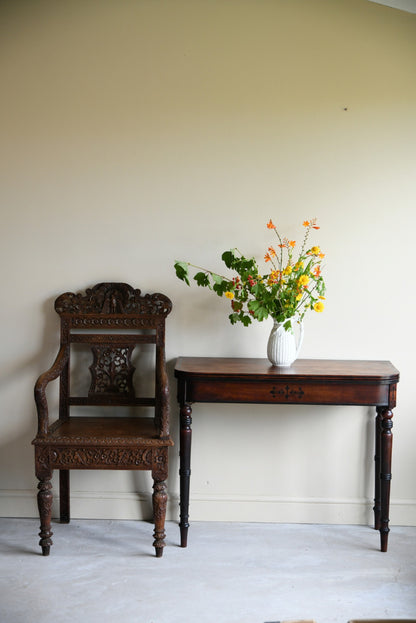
[[54, 283, 172, 438]]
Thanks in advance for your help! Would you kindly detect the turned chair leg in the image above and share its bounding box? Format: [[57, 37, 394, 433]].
[[37, 474, 53, 556], [152, 478, 168, 557]]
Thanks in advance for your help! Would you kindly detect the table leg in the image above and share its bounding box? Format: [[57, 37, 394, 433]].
[[379, 407, 393, 552], [179, 403, 192, 547], [373, 408, 382, 531]]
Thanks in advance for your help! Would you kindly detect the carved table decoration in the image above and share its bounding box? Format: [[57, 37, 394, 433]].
[[174, 218, 326, 366]]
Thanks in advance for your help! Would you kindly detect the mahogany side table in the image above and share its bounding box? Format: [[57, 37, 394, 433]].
[[174, 357, 399, 552]]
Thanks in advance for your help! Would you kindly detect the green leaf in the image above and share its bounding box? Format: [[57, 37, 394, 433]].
[[231, 300, 243, 312], [283, 320, 293, 332], [254, 307, 269, 321], [248, 300, 269, 321], [174, 261, 190, 286], [194, 272, 210, 287], [222, 250, 235, 269], [241, 314, 252, 327], [213, 280, 229, 296], [211, 273, 223, 285]]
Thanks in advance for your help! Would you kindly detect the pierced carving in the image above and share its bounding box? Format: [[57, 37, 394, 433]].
[[55, 283, 172, 317], [89, 346, 135, 397], [270, 384, 304, 400]]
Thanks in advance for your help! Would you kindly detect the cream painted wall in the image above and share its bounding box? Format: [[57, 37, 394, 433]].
[[1, 0, 415, 528]]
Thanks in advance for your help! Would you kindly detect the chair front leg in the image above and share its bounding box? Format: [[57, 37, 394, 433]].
[[36, 471, 54, 556], [152, 476, 168, 557]]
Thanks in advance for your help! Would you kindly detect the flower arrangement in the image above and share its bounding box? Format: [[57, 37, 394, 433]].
[[174, 219, 326, 331]]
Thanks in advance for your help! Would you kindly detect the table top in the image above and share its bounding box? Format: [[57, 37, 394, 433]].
[[174, 357, 400, 383]]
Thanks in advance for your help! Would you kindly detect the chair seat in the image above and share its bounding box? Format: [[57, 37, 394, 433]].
[[36, 417, 173, 447]]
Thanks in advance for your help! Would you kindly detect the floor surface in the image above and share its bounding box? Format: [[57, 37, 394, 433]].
[[0, 518, 415, 623]]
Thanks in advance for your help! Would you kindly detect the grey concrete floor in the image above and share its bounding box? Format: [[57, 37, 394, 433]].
[[0, 518, 415, 623]]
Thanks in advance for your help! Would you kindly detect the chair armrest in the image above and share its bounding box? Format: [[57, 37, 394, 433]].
[[34, 345, 69, 437]]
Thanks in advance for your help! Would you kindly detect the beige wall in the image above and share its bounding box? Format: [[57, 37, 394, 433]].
[[1, 0, 415, 527]]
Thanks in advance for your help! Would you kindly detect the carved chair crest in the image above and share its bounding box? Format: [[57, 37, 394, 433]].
[[55, 282, 172, 316]]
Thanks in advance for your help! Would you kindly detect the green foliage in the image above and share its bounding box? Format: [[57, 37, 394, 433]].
[[174, 261, 190, 286], [194, 272, 210, 287], [174, 219, 326, 329]]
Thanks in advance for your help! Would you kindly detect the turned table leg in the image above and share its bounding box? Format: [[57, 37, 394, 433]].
[[378, 407, 393, 552], [179, 403, 192, 547], [373, 408, 382, 531]]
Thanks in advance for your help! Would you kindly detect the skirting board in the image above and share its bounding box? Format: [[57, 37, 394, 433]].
[[1, 490, 415, 525]]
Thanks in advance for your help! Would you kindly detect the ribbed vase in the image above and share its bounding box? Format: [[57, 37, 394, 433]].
[[267, 318, 304, 367]]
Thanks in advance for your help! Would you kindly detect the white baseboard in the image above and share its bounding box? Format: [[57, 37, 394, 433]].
[[1, 489, 415, 526]]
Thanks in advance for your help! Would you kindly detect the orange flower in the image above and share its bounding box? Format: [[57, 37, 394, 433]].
[[267, 270, 280, 285], [268, 246, 276, 257], [313, 266, 321, 277], [319, 252, 325, 259], [304, 218, 320, 230], [289, 240, 296, 248], [264, 253, 271, 263], [267, 219, 276, 229]]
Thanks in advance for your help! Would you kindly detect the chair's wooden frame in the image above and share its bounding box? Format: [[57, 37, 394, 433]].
[[33, 283, 173, 557]]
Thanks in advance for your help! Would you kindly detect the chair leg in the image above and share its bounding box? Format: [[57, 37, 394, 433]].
[[152, 478, 167, 557], [36, 473, 53, 556], [59, 470, 70, 523]]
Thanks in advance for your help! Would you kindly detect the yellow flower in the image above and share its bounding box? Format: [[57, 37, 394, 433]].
[[298, 275, 310, 287], [296, 293, 302, 301], [294, 261, 304, 271], [283, 265, 292, 276], [314, 301, 324, 312], [310, 246, 321, 255], [225, 291, 234, 300]]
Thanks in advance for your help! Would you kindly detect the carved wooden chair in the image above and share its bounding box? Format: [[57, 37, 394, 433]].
[[33, 283, 173, 557]]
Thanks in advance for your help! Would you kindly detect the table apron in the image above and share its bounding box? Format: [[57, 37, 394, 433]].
[[182, 378, 393, 406]]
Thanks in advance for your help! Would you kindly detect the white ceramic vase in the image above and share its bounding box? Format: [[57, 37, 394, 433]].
[[267, 317, 304, 367]]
